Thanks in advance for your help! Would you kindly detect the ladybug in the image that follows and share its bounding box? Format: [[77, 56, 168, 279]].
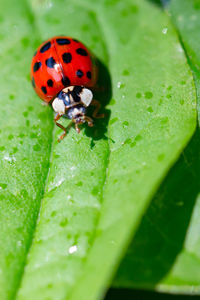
[[31, 36, 103, 141]]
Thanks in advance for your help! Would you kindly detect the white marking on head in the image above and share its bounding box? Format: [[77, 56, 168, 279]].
[[80, 88, 93, 107], [52, 98, 65, 115]]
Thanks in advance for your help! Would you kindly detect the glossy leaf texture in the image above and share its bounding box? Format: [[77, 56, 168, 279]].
[[0, 0, 196, 299], [114, 0, 200, 295]]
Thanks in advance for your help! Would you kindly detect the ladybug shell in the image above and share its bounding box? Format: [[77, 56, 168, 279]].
[[31, 36, 98, 102]]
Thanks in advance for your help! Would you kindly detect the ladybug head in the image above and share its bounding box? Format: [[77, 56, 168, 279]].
[[67, 105, 93, 129], [52, 86, 94, 132], [67, 105, 86, 122]]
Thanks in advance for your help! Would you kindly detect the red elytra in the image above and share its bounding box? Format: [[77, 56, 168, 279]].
[[31, 36, 98, 102]]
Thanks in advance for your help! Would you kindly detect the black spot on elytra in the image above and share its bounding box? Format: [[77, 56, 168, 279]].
[[45, 57, 56, 68], [41, 86, 47, 94], [33, 61, 41, 72], [40, 41, 51, 53], [56, 38, 71, 45], [87, 71, 92, 79], [31, 77, 35, 88], [61, 76, 71, 86], [47, 79, 53, 87], [76, 69, 84, 78], [76, 48, 88, 56], [62, 52, 72, 63]]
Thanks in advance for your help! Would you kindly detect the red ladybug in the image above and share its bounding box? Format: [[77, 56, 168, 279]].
[[31, 36, 103, 141]]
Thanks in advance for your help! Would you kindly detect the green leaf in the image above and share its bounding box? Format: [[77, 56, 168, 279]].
[[0, 0, 196, 299], [114, 0, 200, 294], [113, 129, 200, 294]]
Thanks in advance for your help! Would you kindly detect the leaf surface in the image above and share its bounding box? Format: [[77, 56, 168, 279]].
[[114, 0, 200, 295], [0, 0, 196, 299]]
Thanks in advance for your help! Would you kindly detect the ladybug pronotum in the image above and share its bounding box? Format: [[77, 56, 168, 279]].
[[31, 36, 104, 141]]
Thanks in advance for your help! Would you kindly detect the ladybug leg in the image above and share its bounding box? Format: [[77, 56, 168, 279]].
[[54, 113, 72, 142], [84, 116, 94, 127], [75, 123, 81, 134], [91, 99, 104, 119]]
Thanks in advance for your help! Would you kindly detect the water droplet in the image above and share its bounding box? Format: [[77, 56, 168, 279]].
[[180, 99, 184, 105], [123, 121, 129, 127], [4, 154, 16, 163], [68, 245, 77, 254], [110, 117, 118, 125], [122, 69, 129, 76], [117, 81, 122, 88], [17, 240, 22, 247], [23, 111, 29, 118], [109, 99, 116, 106], [161, 117, 168, 124], [124, 138, 132, 145], [60, 218, 68, 227], [147, 106, 153, 113], [162, 27, 168, 34], [157, 153, 165, 161], [91, 186, 99, 196], [8, 134, 14, 140], [135, 135, 142, 141], [0, 183, 7, 190], [145, 91, 153, 99], [30, 132, 37, 139], [55, 178, 65, 188], [12, 147, 18, 154], [9, 94, 15, 100], [33, 144, 41, 151], [176, 44, 183, 53], [51, 211, 56, 217], [28, 106, 34, 111], [136, 92, 142, 98], [131, 141, 136, 147]]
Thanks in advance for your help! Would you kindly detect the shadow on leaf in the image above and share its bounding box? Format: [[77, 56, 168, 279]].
[[84, 58, 112, 147], [105, 288, 200, 299]]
